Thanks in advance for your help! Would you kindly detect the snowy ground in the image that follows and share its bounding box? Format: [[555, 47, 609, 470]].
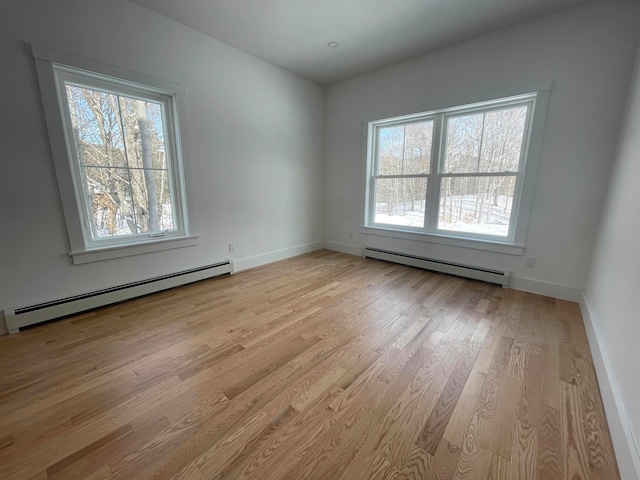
[[375, 194, 513, 237], [92, 203, 174, 238]]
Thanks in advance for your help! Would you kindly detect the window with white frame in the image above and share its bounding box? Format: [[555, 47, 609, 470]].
[[34, 47, 196, 263], [366, 93, 544, 246]]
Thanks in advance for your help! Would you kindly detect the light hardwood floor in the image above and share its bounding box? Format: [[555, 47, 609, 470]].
[[0, 250, 619, 480]]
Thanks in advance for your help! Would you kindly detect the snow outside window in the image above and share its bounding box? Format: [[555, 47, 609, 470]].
[[366, 93, 544, 246], [34, 46, 197, 264]]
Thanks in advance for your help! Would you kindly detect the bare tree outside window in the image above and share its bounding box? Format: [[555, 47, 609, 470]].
[[374, 121, 432, 227], [65, 84, 174, 239], [370, 100, 532, 240], [438, 106, 526, 236]]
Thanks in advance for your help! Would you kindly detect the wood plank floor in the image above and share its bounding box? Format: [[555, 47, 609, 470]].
[[0, 250, 619, 480]]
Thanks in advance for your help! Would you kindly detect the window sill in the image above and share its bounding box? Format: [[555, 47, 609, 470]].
[[359, 226, 524, 256], [69, 235, 199, 264]]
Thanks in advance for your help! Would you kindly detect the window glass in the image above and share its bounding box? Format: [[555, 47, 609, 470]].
[[374, 178, 427, 228], [65, 83, 175, 240], [438, 176, 516, 237], [377, 121, 433, 175], [367, 96, 536, 243]]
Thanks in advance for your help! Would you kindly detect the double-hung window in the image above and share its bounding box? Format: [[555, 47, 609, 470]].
[[34, 46, 196, 263], [366, 92, 546, 248]]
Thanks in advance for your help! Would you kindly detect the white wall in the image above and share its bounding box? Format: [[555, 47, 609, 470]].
[[324, 1, 640, 301], [583, 42, 640, 479], [0, 0, 325, 334]]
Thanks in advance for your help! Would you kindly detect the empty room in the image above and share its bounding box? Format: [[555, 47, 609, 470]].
[[1, 0, 640, 479]]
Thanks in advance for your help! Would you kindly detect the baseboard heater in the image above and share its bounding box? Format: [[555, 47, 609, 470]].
[[4, 260, 234, 334], [364, 247, 510, 288]]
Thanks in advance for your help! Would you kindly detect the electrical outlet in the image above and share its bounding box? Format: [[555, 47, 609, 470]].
[[229, 243, 235, 253], [525, 256, 537, 268]]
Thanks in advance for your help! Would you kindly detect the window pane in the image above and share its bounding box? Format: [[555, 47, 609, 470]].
[[117, 96, 168, 170], [154, 169, 174, 231], [444, 113, 483, 173], [82, 166, 137, 238], [65, 83, 174, 239], [444, 105, 528, 173], [137, 168, 175, 232], [377, 121, 433, 175], [374, 178, 427, 228], [82, 166, 173, 237], [437, 176, 516, 237], [479, 106, 528, 172], [66, 85, 127, 169]]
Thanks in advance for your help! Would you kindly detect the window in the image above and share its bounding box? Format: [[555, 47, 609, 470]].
[[34, 46, 197, 263], [365, 91, 547, 249]]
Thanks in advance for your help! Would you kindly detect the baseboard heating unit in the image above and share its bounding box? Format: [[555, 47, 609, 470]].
[[4, 260, 233, 334], [364, 247, 510, 288]]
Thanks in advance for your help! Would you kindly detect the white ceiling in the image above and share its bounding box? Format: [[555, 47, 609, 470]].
[[130, 0, 593, 85]]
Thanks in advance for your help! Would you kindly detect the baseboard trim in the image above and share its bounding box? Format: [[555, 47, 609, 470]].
[[324, 241, 364, 257], [509, 276, 581, 302], [324, 242, 581, 301], [0, 242, 325, 336], [233, 241, 325, 272], [580, 292, 640, 480]]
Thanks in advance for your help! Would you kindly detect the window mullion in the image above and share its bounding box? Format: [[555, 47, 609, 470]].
[[424, 115, 443, 233]]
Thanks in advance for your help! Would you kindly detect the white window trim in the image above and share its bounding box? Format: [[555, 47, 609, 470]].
[[362, 83, 550, 254], [33, 45, 198, 264], [69, 235, 199, 265], [359, 226, 525, 255]]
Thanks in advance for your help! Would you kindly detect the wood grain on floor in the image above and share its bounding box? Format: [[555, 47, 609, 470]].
[[0, 250, 618, 479]]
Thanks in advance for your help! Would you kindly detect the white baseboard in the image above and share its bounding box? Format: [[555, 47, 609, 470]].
[[324, 241, 364, 257], [580, 292, 640, 480], [509, 276, 581, 302], [233, 241, 325, 272], [324, 242, 581, 302], [0, 243, 325, 336]]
